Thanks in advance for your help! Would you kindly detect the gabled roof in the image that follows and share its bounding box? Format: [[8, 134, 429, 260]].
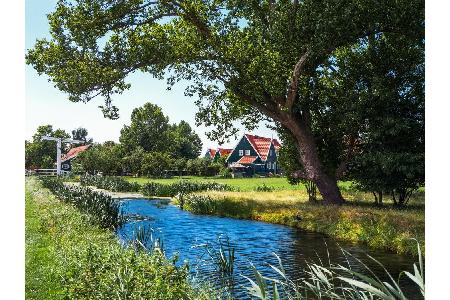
[[237, 155, 258, 164], [208, 148, 217, 158], [61, 145, 90, 162], [217, 148, 233, 156], [245, 134, 281, 161]]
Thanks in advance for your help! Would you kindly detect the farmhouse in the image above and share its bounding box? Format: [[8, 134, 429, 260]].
[[60, 144, 90, 172], [204, 147, 233, 161], [226, 134, 281, 176]]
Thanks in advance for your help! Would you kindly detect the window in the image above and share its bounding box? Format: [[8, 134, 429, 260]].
[[245, 149, 250, 156], [239, 150, 243, 156], [267, 162, 271, 169], [269, 150, 273, 156]]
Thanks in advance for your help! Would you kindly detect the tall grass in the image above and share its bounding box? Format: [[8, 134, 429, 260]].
[[245, 242, 424, 300], [40, 177, 121, 229], [196, 235, 236, 277], [80, 175, 141, 192], [187, 192, 424, 256], [141, 180, 235, 197]]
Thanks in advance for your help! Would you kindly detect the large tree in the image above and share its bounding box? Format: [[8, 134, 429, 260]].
[[169, 120, 202, 159], [26, 0, 424, 204], [119, 102, 171, 153]]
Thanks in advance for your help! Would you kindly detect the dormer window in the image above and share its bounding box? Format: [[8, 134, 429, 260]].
[[239, 150, 243, 156], [245, 150, 250, 156]]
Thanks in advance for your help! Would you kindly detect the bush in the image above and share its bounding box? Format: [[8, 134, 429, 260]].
[[40, 177, 121, 229], [80, 175, 141, 192], [141, 181, 234, 197], [254, 183, 275, 192]]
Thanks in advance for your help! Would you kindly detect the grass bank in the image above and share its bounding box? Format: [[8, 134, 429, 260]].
[[182, 190, 425, 256], [25, 178, 211, 300]]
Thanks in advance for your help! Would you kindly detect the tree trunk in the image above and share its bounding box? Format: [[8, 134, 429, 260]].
[[284, 117, 345, 205]]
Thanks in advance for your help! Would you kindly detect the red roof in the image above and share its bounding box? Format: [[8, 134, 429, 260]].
[[208, 149, 217, 158], [237, 155, 258, 164], [245, 134, 281, 161], [61, 145, 90, 162], [217, 148, 233, 156]]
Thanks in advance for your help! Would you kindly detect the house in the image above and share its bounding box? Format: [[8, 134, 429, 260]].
[[226, 134, 281, 176], [60, 144, 90, 172], [204, 147, 233, 162]]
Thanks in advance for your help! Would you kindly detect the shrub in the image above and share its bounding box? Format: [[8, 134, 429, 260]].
[[80, 175, 140, 192], [40, 177, 121, 229], [254, 183, 275, 192], [141, 181, 234, 197]]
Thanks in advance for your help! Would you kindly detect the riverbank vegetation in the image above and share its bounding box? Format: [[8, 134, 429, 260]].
[[25, 177, 212, 299], [182, 191, 424, 256]]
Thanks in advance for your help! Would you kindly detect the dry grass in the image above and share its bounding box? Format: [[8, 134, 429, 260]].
[[190, 190, 425, 256]]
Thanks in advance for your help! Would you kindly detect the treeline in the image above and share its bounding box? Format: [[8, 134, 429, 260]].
[[75, 144, 228, 177], [25, 103, 225, 177]]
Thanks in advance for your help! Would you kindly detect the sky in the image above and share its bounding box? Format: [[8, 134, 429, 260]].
[[25, 0, 279, 154]]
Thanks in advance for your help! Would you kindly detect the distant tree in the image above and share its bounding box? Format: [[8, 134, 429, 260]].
[[120, 103, 170, 153], [77, 141, 123, 175], [141, 152, 173, 177], [169, 121, 202, 159], [25, 125, 70, 169], [71, 127, 93, 144], [122, 146, 146, 176]]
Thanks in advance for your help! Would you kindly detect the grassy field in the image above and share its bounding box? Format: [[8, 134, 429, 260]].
[[181, 190, 425, 256], [25, 178, 212, 299], [125, 176, 424, 206]]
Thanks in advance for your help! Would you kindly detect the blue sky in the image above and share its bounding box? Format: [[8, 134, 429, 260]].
[[25, 0, 279, 154]]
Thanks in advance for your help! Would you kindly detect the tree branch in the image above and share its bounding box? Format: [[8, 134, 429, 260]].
[[285, 50, 310, 111]]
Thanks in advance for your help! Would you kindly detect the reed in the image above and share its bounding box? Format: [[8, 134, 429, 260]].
[[80, 175, 141, 192], [141, 180, 234, 197], [245, 242, 424, 300], [40, 177, 121, 229]]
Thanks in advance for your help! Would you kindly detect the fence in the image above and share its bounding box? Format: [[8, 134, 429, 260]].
[[26, 169, 71, 176]]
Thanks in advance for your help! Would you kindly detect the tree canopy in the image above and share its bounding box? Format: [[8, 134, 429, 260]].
[[26, 0, 424, 204], [72, 127, 93, 144], [119, 102, 202, 158]]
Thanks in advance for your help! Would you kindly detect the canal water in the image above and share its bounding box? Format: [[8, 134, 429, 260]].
[[116, 199, 421, 299]]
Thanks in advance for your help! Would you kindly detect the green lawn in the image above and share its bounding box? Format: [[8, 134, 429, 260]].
[[125, 176, 424, 206], [124, 176, 351, 192]]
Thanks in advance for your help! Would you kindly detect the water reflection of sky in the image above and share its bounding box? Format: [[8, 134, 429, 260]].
[[116, 199, 420, 299]]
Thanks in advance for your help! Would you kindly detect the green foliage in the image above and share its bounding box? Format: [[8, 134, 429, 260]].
[[77, 141, 124, 175], [141, 151, 173, 177], [119, 103, 202, 159], [80, 175, 141, 192], [245, 246, 424, 300], [198, 235, 235, 277], [71, 127, 93, 144], [40, 177, 121, 229], [120, 103, 171, 153], [169, 120, 203, 159], [26, 0, 424, 204], [142, 180, 234, 198], [122, 146, 146, 176], [254, 183, 275, 192], [25, 124, 70, 169]]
